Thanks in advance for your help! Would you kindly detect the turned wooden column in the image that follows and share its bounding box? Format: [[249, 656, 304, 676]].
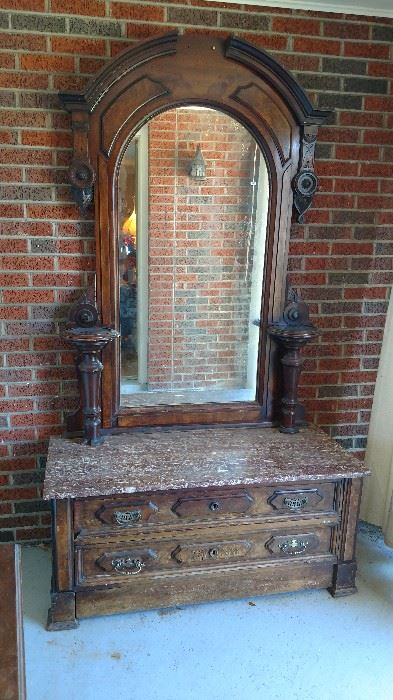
[[268, 291, 319, 434], [63, 292, 119, 445]]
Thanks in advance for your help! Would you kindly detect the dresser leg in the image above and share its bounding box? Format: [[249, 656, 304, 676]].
[[46, 591, 79, 631], [328, 560, 358, 597]]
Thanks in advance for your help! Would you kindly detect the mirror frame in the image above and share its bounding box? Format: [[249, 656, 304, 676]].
[[60, 33, 328, 431]]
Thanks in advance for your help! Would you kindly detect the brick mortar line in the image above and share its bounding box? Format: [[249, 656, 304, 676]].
[[0, 23, 391, 39], [0, 19, 391, 42], [69, 0, 393, 26], [2, 195, 391, 202], [0, 343, 384, 349], [0, 143, 74, 149]]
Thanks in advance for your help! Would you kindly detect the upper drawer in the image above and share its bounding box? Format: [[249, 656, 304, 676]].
[[74, 481, 336, 533]]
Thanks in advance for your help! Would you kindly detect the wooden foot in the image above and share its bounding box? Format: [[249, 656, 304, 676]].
[[46, 591, 79, 631], [328, 560, 358, 598]]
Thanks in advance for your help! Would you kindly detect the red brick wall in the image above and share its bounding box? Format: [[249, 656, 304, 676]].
[[148, 108, 257, 391], [0, 2, 392, 542]]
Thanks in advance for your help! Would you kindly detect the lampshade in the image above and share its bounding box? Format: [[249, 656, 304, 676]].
[[122, 207, 136, 237]]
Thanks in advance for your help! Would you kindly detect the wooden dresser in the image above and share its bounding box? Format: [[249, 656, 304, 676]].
[[44, 426, 368, 628], [44, 33, 370, 629]]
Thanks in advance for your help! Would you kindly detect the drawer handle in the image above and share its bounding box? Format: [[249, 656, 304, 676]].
[[283, 496, 308, 511], [113, 510, 142, 526], [209, 548, 219, 559], [209, 501, 220, 512], [278, 538, 309, 555], [111, 557, 145, 575]]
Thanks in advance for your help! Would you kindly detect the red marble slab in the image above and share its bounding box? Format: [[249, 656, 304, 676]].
[[43, 425, 370, 500]]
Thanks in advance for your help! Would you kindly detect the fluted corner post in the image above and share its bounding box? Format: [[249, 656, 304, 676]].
[[63, 291, 119, 446], [268, 290, 319, 434]]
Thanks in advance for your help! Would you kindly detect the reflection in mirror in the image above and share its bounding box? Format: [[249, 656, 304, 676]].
[[118, 107, 269, 407]]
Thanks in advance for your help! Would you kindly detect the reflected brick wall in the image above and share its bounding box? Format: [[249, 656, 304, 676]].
[[148, 108, 257, 391], [0, 2, 392, 541]]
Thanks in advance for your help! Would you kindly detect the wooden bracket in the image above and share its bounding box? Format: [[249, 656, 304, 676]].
[[292, 124, 319, 223], [59, 95, 95, 213]]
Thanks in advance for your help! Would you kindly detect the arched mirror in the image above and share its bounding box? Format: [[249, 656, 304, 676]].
[[117, 107, 269, 407], [60, 33, 328, 430]]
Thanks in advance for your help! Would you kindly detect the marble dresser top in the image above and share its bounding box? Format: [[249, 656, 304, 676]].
[[43, 425, 370, 500]]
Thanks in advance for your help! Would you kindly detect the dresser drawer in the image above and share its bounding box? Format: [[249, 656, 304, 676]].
[[74, 482, 336, 533], [74, 489, 253, 533], [74, 525, 333, 587]]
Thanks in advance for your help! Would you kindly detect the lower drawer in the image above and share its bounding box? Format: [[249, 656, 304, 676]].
[[75, 526, 333, 587], [76, 555, 337, 619]]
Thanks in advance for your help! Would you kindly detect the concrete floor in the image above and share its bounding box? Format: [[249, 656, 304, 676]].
[[23, 523, 393, 700]]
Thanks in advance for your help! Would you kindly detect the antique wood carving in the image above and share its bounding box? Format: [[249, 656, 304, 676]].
[[64, 292, 119, 445], [44, 34, 369, 631], [268, 289, 319, 433], [44, 427, 369, 628], [60, 33, 329, 431], [292, 124, 319, 223]]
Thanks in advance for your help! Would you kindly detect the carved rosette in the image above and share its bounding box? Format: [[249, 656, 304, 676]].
[[292, 124, 319, 223], [69, 158, 95, 213], [268, 288, 319, 434]]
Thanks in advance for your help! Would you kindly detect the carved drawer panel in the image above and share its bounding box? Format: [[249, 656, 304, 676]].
[[74, 495, 166, 532], [74, 490, 255, 533], [171, 540, 252, 564], [248, 483, 335, 517], [74, 482, 336, 534], [74, 526, 332, 587], [265, 532, 320, 556], [266, 487, 328, 514], [93, 500, 158, 527], [171, 492, 254, 519]]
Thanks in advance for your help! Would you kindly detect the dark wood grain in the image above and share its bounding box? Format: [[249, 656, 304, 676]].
[[0, 545, 26, 700], [73, 481, 336, 533], [47, 499, 79, 630], [329, 478, 363, 597], [45, 424, 365, 625], [60, 33, 329, 431], [45, 33, 365, 629], [75, 556, 336, 619], [75, 525, 333, 586], [47, 462, 363, 625]]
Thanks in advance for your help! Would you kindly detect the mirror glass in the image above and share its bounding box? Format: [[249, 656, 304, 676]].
[[117, 107, 269, 407]]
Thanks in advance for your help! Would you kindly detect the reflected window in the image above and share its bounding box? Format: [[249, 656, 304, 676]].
[[118, 107, 269, 406]]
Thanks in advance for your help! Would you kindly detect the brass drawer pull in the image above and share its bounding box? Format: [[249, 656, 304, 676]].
[[113, 510, 142, 526], [283, 495, 308, 511], [209, 548, 219, 558], [209, 501, 220, 512], [111, 557, 145, 575], [278, 538, 308, 555]]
